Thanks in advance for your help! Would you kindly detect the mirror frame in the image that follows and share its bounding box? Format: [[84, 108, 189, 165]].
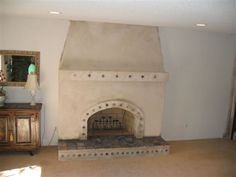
[[0, 50, 40, 87]]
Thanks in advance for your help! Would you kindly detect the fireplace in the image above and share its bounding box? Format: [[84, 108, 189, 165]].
[[81, 100, 145, 139], [58, 21, 169, 160]]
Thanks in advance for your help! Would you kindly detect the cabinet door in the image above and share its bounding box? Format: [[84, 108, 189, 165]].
[[0, 116, 9, 144], [15, 113, 35, 144]]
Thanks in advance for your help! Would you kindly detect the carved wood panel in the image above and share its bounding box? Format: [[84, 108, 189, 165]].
[[15, 115, 32, 144], [0, 116, 8, 143]]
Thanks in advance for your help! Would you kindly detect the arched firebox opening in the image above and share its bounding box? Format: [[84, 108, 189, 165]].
[[88, 108, 135, 137], [80, 100, 144, 140]]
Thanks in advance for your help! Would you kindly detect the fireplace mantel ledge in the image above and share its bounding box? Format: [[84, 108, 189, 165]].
[[60, 70, 169, 82]]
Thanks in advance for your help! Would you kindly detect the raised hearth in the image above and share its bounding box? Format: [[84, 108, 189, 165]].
[[58, 136, 169, 160]]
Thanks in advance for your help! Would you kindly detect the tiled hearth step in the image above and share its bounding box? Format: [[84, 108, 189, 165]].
[[58, 136, 169, 160]]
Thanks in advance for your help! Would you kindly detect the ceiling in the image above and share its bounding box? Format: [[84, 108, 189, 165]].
[[1, 0, 236, 34]]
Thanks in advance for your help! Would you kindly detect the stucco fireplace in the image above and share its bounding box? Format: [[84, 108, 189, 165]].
[[58, 21, 169, 160]]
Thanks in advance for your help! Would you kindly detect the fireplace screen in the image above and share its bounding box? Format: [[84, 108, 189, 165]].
[[88, 108, 134, 137]]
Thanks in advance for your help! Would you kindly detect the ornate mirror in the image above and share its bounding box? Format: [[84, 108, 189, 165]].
[[0, 50, 40, 86]]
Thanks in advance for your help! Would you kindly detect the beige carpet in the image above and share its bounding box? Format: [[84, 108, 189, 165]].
[[0, 139, 235, 177]]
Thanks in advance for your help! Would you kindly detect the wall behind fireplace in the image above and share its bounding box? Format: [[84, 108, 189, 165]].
[[0, 16, 235, 144]]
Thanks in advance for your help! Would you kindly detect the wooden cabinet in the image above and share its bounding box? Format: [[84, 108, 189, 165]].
[[0, 103, 42, 155]]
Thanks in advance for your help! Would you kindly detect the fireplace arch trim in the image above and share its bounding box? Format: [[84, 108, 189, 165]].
[[80, 100, 145, 140]]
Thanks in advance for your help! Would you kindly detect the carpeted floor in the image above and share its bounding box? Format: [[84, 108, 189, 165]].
[[0, 139, 235, 177]]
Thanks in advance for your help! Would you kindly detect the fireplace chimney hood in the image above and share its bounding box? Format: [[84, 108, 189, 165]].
[[60, 21, 166, 73]]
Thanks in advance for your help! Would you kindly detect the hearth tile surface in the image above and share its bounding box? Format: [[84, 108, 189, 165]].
[[58, 136, 167, 150], [58, 136, 169, 160]]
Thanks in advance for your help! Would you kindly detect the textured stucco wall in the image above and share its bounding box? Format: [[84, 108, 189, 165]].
[[58, 80, 166, 139], [60, 21, 164, 72]]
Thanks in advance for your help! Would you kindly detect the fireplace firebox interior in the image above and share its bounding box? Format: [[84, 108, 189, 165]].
[[88, 108, 134, 137]]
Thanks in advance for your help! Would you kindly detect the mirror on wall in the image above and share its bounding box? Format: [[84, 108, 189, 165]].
[[0, 50, 40, 86]]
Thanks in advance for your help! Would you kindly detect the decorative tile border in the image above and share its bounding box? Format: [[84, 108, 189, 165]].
[[58, 145, 170, 160], [61, 70, 169, 82], [81, 100, 145, 140]]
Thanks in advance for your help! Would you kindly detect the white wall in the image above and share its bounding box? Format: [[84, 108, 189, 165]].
[[1, 16, 235, 143], [160, 28, 236, 140], [0, 16, 3, 48], [1, 16, 69, 145]]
